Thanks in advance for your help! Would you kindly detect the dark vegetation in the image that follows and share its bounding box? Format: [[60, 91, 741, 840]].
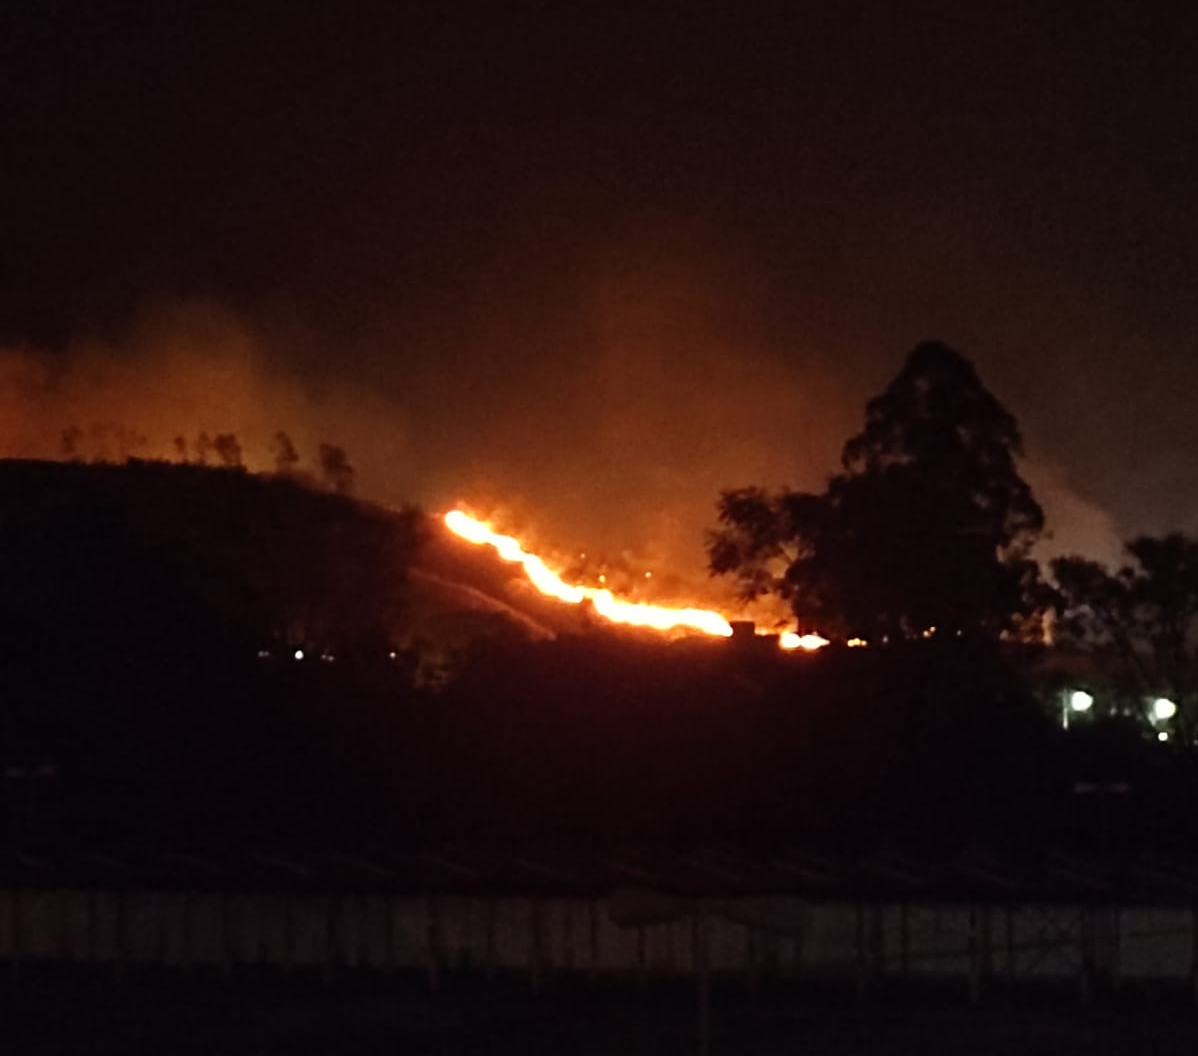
[[0, 459, 425, 844], [0, 454, 1191, 862], [437, 633, 1057, 851], [708, 342, 1045, 643], [1053, 535, 1198, 743], [1, 344, 1197, 863]]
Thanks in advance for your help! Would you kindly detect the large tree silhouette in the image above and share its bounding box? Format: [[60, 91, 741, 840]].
[[708, 341, 1044, 642]]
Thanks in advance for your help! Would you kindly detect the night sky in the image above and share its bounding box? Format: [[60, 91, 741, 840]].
[[3, 1, 1197, 584]]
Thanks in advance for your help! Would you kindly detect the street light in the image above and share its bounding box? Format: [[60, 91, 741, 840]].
[[1062, 689, 1094, 730], [1152, 697, 1177, 721], [1070, 690, 1095, 712]]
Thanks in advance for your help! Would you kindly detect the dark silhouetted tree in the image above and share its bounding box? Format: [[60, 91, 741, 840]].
[[1053, 533, 1198, 743], [709, 341, 1045, 642], [271, 431, 299, 474], [61, 426, 83, 460], [212, 433, 242, 468], [69, 422, 147, 463], [318, 443, 355, 495]]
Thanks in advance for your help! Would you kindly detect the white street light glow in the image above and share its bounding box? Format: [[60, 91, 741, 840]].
[[1152, 697, 1177, 721], [1069, 690, 1094, 713]]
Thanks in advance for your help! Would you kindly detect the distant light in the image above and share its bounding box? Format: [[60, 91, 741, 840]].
[[780, 631, 830, 652], [644, 571, 652, 579], [846, 637, 867, 648], [1152, 697, 1177, 721], [321, 652, 335, 663], [1069, 690, 1094, 713], [256, 649, 272, 660], [388, 651, 397, 660], [1158, 731, 1169, 742], [921, 626, 936, 639], [293, 649, 304, 661]]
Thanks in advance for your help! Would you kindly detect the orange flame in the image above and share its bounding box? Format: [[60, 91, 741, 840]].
[[780, 631, 831, 651], [443, 509, 828, 649]]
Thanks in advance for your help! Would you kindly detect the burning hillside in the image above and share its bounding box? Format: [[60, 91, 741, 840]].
[[443, 508, 828, 651]]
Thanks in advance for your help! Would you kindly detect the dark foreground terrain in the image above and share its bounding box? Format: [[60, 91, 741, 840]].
[[4, 972, 1198, 1055], [4, 460, 1198, 1053]]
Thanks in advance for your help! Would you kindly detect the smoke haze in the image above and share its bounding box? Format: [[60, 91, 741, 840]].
[[0, 282, 1129, 599], [4, 2, 1197, 595]]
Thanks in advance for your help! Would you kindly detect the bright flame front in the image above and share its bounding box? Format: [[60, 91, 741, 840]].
[[443, 509, 829, 650], [444, 510, 733, 637]]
